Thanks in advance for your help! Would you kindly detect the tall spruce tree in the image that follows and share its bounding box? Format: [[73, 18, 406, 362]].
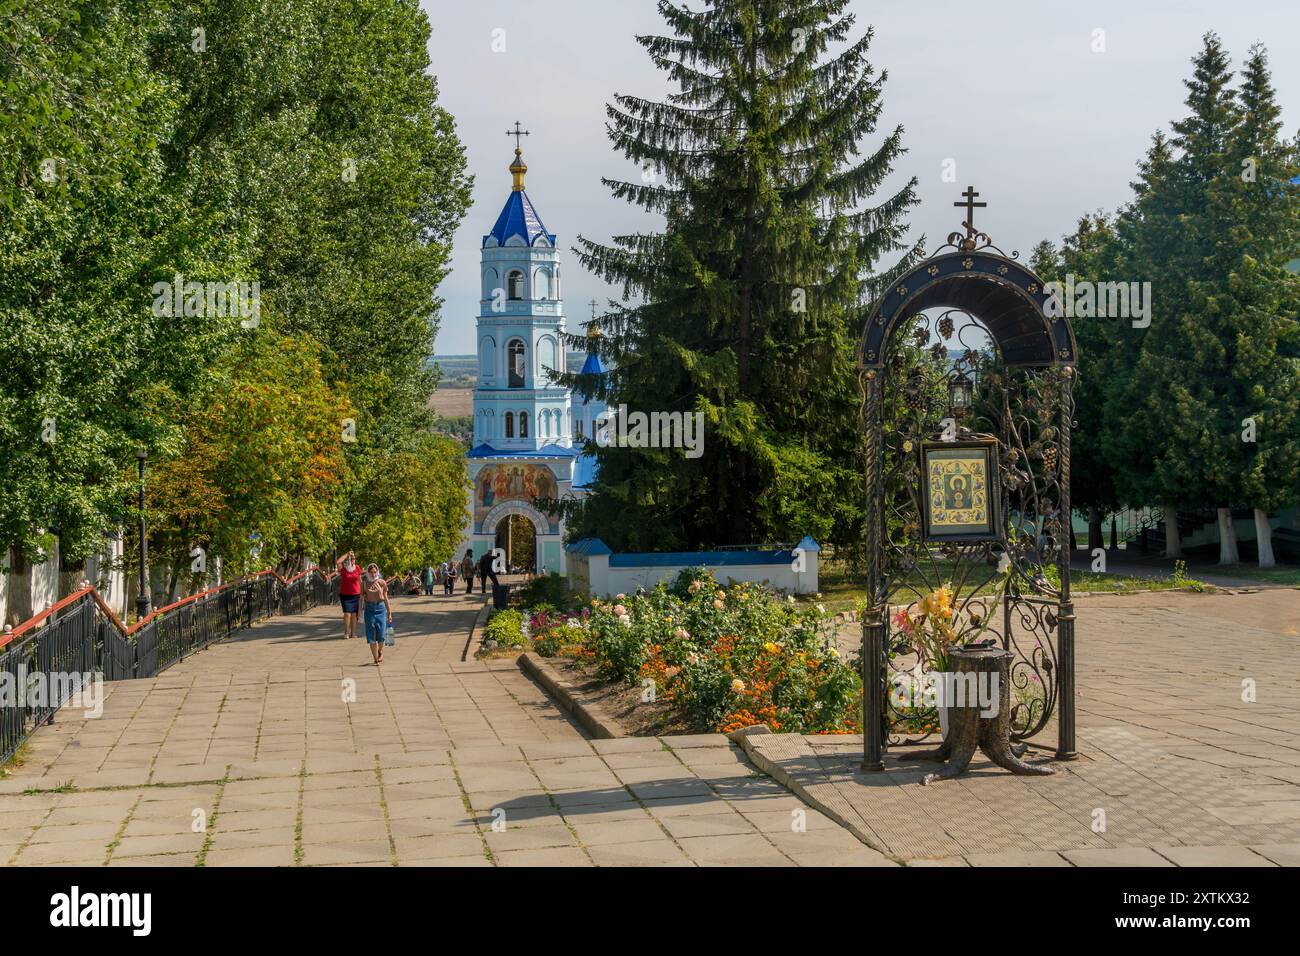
[[562, 0, 921, 551], [1121, 35, 1300, 566], [1133, 36, 1237, 560], [1032, 214, 1131, 552], [1214, 45, 1300, 566]]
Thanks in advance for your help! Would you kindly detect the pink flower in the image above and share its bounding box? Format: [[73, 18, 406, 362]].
[[891, 609, 914, 636]]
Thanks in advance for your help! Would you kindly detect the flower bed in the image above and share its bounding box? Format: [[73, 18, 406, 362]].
[[523, 569, 861, 735]]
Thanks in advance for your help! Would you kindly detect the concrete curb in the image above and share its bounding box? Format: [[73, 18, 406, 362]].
[[727, 725, 901, 864], [517, 652, 626, 739], [461, 598, 492, 662]]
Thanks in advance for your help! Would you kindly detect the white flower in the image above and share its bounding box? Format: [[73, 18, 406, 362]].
[[816, 603, 826, 615], [618, 614, 631, 627], [673, 627, 690, 641], [786, 595, 796, 603], [615, 593, 626, 601]]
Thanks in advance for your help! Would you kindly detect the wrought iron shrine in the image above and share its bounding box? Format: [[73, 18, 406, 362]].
[[858, 188, 1080, 770]]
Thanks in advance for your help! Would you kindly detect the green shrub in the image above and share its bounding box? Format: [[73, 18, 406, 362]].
[[533, 632, 562, 657], [569, 570, 859, 733], [515, 573, 572, 612], [484, 609, 527, 648]]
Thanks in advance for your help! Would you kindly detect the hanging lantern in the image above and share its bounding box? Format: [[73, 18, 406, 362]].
[[948, 368, 974, 417]]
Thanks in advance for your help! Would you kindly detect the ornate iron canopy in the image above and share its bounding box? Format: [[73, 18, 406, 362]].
[[862, 251, 1077, 370]]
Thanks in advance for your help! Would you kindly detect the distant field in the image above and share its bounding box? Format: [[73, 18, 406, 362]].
[[428, 388, 473, 417], [428, 351, 592, 420]]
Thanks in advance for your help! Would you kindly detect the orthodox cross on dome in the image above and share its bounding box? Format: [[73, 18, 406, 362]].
[[586, 299, 602, 339], [505, 121, 530, 151], [954, 185, 987, 243], [506, 121, 531, 191]]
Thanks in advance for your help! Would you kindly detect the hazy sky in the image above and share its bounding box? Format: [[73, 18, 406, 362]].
[[424, 0, 1300, 355]]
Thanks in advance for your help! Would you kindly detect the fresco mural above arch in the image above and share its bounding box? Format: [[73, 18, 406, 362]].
[[473, 462, 561, 534]]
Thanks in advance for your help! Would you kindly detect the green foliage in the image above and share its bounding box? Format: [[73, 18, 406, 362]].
[[147, 331, 354, 581], [556, 0, 921, 552], [484, 609, 527, 649], [0, 0, 472, 582], [547, 571, 859, 734], [1038, 34, 1300, 524], [1170, 560, 1207, 592], [341, 434, 469, 573], [514, 572, 574, 612]]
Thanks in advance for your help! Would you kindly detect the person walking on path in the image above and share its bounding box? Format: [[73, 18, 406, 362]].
[[422, 564, 435, 596], [442, 560, 456, 595], [361, 563, 393, 664], [335, 551, 362, 639], [477, 549, 500, 594], [460, 550, 476, 595]]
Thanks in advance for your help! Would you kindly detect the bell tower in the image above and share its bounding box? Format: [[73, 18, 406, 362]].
[[472, 136, 571, 450]]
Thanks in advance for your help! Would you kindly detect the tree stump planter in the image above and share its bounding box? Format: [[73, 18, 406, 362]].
[[901, 646, 1055, 784]]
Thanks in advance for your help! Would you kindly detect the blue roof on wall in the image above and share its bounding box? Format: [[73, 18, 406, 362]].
[[484, 190, 555, 247], [567, 536, 613, 557], [564, 536, 821, 565], [467, 442, 580, 459]]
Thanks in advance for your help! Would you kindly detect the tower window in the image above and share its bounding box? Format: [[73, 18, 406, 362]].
[[507, 339, 526, 388], [519, 412, 529, 438], [505, 412, 514, 438], [507, 270, 525, 300]]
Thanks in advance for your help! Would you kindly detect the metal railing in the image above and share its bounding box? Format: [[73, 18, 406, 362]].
[[1, 566, 338, 765]]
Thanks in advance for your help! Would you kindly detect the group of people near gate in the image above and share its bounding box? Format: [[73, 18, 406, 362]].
[[333, 550, 505, 663]]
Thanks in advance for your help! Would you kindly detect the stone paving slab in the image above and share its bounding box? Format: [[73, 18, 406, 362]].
[[4, 586, 1296, 866], [759, 589, 1300, 865], [0, 591, 869, 867]]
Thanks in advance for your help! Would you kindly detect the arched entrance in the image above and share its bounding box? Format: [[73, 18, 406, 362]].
[[495, 513, 536, 572], [481, 498, 550, 575], [858, 195, 1079, 772]]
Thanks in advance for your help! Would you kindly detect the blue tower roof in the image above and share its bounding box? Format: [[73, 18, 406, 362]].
[[579, 349, 606, 378], [484, 190, 555, 247]]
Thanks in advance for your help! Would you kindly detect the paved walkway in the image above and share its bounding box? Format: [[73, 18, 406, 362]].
[[795, 588, 1300, 865], [0, 591, 874, 866], [2, 587, 1297, 866]]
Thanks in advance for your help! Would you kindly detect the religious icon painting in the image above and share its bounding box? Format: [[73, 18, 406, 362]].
[[919, 439, 1000, 541]]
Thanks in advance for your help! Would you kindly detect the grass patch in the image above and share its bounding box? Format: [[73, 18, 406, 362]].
[[812, 559, 1207, 612], [1207, 563, 1300, 586]]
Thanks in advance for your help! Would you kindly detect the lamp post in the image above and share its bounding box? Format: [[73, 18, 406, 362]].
[[135, 448, 150, 621]]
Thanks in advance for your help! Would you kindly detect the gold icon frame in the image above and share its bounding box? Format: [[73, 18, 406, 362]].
[[919, 439, 1000, 542]]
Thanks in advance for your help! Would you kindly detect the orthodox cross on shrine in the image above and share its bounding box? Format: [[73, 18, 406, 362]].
[[505, 121, 531, 150], [954, 185, 987, 241]]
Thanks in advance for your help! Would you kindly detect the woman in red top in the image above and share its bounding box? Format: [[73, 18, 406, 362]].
[[336, 551, 362, 639]]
